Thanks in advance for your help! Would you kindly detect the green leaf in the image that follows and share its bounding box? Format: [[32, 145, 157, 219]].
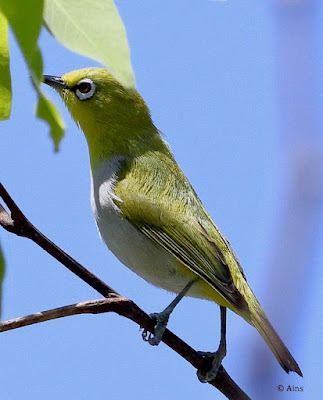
[[36, 87, 65, 150], [0, 11, 12, 120], [0, 0, 43, 77], [0, 243, 4, 317], [0, 0, 64, 149], [43, 0, 135, 89]]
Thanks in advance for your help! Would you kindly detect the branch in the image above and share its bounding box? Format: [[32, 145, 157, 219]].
[[0, 184, 117, 298], [0, 182, 250, 400], [0, 298, 131, 331]]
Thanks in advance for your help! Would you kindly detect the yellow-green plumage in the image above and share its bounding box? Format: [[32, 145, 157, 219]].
[[114, 151, 247, 310], [44, 67, 302, 377]]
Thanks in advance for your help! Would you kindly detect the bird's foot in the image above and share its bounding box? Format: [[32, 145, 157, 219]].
[[141, 311, 169, 346], [197, 349, 226, 383]]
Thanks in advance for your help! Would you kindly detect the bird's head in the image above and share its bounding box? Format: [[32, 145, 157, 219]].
[[44, 68, 160, 166]]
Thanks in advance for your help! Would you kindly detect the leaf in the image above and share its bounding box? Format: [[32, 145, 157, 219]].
[[0, 0, 64, 149], [36, 88, 65, 150], [43, 0, 135, 89], [0, 12, 12, 120], [0, 243, 4, 317]]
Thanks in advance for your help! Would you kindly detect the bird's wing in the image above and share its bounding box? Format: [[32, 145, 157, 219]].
[[114, 152, 248, 311]]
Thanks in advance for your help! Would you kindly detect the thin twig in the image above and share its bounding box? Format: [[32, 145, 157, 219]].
[[0, 183, 117, 298], [0, 182, 250, 400], [0, 298, 128, 332]]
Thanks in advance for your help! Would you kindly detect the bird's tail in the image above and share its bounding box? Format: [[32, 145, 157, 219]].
[[248, 305, 303, 377]]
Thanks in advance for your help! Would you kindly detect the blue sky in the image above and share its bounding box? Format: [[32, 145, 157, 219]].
[[1, 1, 322, 399]]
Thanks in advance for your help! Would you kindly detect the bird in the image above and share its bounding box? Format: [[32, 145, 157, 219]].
[[44, 67, 302, 380]]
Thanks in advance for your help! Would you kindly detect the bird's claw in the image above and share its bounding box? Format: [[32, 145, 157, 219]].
[[141, 312, 169, 346], [196, 351, 224, 382]]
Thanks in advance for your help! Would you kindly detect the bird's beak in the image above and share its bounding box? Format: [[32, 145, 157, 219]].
[[43, 75, 67, 90]]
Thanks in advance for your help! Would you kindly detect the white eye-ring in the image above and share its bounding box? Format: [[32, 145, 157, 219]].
[[75, 78, 96, 100]]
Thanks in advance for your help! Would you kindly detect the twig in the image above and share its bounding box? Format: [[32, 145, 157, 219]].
[[0, 298, 130, 332], [0, 184, 117, 298], [0, 182, 250, 400]]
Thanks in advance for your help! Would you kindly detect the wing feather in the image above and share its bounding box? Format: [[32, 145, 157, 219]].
[[114, 152, 248, 311]]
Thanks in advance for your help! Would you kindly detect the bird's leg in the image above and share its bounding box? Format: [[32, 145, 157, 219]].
[[142, 278, 198, 346], [197, 306, 227, 382]]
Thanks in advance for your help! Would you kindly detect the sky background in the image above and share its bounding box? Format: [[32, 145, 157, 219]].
[[1, 1, 322, 399]]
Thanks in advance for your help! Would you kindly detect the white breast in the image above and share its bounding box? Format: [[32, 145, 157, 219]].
[[90, 157, 193, 294]]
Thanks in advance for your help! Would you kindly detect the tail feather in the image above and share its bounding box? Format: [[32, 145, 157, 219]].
[[250, 308, 303, 377]]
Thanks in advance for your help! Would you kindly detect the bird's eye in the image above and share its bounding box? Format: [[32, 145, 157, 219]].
[[75, 78, 96, 100]]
